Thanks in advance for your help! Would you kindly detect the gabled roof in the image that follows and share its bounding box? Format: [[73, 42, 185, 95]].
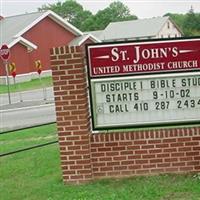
[[87, 16, 177, 41], [0, 10, 83, 48], [84, 30, 104, 40], [69, 33, 101, 46], [8, 37, 37, 49], [104, 17, 170, 41], [0, 11, 44, 46]]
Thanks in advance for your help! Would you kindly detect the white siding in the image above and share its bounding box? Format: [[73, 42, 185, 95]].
[[157, 19, 182, 38]]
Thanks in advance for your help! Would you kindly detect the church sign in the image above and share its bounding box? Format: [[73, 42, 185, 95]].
[[86, 38, 200, 130]]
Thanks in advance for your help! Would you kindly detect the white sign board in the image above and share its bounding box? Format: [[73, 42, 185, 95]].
[[91, 72, 200, 129], [86, 38, 200, 130]]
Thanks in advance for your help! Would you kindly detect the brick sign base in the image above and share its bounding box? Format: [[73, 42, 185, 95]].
[[50, 46, 200, 184]]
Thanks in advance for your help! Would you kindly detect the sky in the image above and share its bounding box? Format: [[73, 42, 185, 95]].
[[0, 0, 200, 19]]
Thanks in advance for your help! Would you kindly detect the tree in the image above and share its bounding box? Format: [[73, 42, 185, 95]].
[[38, 0, 137, 31], [93, 1, 137, 30], [164, 8, 200, 36], [81, 16, 97, 31], [38, 0, 92, 30], [183, 7, 200, 36]]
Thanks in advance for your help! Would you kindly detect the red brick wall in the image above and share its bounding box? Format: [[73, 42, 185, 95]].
[[91, 129, 200, 178], [50, 45, 200, 184], [50, 46, 92, 184]]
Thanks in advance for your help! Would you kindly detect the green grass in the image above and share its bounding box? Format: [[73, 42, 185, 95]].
[[1, 125, 200, 200], [0, 76, 53, 94], [0, 123, 57, 154]]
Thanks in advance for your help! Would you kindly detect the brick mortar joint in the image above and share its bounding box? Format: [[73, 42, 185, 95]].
[[52, 45, 82, 55], [91, 127, 200, 135], [90, 129, 200, 142]]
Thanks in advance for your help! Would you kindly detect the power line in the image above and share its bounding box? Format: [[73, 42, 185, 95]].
[[0, 140, 58, 157], [0, 122, 56, 135]]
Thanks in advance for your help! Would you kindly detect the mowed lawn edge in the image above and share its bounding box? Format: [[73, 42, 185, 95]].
[[0, 76, 53, 94]]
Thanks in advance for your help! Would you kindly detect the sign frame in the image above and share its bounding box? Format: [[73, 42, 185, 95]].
[[86, 37, 200, 131]]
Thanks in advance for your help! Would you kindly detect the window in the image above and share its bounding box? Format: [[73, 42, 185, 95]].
[[168, 34, 170, 38], [167, 22, 170, 29]]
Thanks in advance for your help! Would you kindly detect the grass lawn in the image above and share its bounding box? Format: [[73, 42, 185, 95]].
[[1, 124, 200, 200], [0, 76, 53, 94], [0, 123, 57, 154]]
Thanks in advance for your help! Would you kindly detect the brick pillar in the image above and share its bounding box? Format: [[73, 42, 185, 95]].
[[50, 46, 92, 184]]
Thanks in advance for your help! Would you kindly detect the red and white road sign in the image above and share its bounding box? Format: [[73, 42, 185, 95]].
[[0, 44, 10, 61], [9, 62, 17, 78]]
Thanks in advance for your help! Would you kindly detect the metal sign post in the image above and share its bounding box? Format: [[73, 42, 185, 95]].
[[1, 44, 11, 104], [39, 74, 47, 101], [35, 60, 47, 100], [13, 75, 23, 102], [5, 61, 11, 104], [9, 62, 23, 102]]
